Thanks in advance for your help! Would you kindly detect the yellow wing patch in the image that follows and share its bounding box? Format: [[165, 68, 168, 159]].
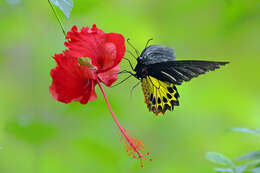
[[141, 76, 180, 115]]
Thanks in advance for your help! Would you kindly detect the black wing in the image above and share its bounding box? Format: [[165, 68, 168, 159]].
[[146, 60, 229, 85], [139, 45, 176, 65]]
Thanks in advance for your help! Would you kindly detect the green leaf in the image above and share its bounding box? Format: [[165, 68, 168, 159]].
[[50, 0, 74, 18], [250, 167, 260, 173], [206, 152, 235, 167], [245, 160, 260, 168], [214, 165, 254, 173], [230, 128, 260, 135], [235, 165, 249, 173], [234, 160, 260, 173], [236, 151, 260, 161], [214, 168, 234, 172]]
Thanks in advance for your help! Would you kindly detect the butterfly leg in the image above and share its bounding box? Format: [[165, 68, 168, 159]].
[[130, 81, 141, 98], [111, 74, 133, 87], [118, 70, 136, 76]]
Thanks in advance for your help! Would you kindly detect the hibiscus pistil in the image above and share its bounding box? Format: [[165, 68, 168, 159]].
[[97, 81, 152, 167]]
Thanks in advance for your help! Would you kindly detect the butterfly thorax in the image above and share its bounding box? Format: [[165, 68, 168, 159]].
[[134, 45, 177, 80]]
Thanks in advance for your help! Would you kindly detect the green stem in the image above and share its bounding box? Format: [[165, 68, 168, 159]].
[[47, 0, 66, 37]]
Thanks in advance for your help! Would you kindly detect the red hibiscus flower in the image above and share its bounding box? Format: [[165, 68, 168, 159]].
[[50, 24, 125, 104], [49, 24, 151, 167]]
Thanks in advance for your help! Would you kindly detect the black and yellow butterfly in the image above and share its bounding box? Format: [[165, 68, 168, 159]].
[[127, 44, 229, 115]]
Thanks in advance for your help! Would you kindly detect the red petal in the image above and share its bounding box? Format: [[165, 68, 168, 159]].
[[88, 81, 97, 101], [98, 65, 120, 87], [49, 51, 97, 104], [65, 24, 125, 72], [104, 33, 125, 71]]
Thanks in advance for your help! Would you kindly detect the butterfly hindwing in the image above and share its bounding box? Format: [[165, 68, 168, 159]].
[[141, 76, 180, 115], [146, 60, 229, 85]]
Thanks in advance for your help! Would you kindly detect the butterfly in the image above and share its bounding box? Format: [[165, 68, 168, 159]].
[[124, 44, 229, 115]]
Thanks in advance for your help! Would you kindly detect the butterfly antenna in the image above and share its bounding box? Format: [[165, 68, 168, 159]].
[[126, 50, 137, 59], [127, 38, 140, 57], [123, 57, 134, 71], [145, 38, 153, 49], [130, 82, 141, 99], [111, 74, 133, 87]]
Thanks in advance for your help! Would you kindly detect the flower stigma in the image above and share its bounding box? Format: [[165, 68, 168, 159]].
[[78, 57, 96, 70]]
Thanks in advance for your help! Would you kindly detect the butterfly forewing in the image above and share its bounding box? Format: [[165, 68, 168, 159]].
[[141, 76, 180, 115], [147, 60, 229, 85]]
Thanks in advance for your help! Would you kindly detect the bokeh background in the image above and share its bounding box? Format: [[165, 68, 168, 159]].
[[0, 0, 260, 172]]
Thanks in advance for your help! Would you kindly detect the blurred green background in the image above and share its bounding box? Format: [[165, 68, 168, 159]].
[[0, 0, 260, 172]]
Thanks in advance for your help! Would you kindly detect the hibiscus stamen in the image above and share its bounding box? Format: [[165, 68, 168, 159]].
[[120, 131, 152, 168], [97, 80, 151, 168]]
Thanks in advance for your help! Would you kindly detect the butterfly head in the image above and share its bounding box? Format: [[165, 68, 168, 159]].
[[134, 56, 148, 79]]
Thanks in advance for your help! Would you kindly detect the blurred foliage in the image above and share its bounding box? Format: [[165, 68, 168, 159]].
[[5, 116, 57, 145], [0, 0, 260, 172], [49, 0, 73, 19], [206, 129, 260, 173], [230, 128, 260, 135]]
